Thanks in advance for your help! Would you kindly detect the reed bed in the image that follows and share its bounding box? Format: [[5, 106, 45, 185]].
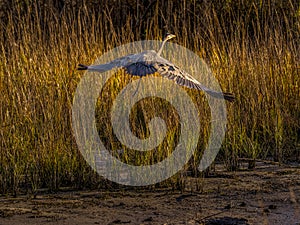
[[0, 0, 299, 195]]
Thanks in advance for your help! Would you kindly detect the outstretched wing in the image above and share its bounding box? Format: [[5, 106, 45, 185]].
[[123, 62, 157, 76], [78, 54, 138, 73], [152, 60, 234, 102], [78, 52, 159, 77], [78, 52, 234, 102]]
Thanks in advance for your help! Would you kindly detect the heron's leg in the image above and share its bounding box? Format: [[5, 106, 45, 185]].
[[132, 77, 142, 96]]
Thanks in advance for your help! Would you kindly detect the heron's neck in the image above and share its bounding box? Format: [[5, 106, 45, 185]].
[[157, 39, 168, 56]]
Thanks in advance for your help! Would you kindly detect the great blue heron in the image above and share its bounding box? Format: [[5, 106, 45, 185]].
[[78, 34, 234, 102]]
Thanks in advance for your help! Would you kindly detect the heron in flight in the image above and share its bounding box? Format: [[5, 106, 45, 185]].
[[78, 34, 234, 102]]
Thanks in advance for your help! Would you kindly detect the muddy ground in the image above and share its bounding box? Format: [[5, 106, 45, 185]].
[[0, 162, 299, 225]]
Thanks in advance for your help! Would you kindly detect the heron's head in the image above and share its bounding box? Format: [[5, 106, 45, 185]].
[[164, 33, 176, 41]]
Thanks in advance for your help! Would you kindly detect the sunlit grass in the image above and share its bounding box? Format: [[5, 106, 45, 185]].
[[0, 0, 299, 194]]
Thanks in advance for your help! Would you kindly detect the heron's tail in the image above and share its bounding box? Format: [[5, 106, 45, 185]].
[[78, 64, 88, 70]]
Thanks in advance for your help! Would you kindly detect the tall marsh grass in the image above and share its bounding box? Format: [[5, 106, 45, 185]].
[[0, 0, 299, 194]]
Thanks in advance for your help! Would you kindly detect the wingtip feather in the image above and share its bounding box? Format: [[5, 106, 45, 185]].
[[77, 64, 88, 70], [223, 92, 235, 102]]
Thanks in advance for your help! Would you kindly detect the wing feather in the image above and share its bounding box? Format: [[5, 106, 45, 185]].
[[78, 50, 234, 102], [153, 60, 234, 102], [78, 54, 137, 72], [78, 52, 158, 76]]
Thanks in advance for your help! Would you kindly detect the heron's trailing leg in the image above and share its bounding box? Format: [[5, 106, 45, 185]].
[[132, 77, 142, 96]]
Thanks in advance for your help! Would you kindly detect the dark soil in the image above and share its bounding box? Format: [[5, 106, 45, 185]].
[[0, 162, 299, 225]]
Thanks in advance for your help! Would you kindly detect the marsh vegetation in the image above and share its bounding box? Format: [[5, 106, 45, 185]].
[[0, 0, 299, 195]]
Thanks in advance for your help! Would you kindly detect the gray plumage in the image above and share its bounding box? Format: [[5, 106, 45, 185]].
[[78, 34, 234, 102]]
